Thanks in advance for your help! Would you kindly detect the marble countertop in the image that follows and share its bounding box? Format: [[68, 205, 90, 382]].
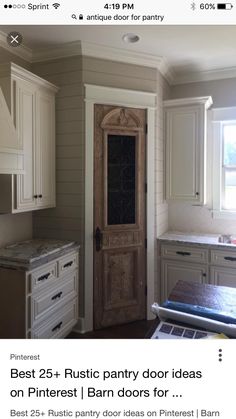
[[0, 239, 80, 270], [157, 231, 236, 249]]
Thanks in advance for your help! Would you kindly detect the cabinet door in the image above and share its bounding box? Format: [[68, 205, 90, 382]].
[[161, 260, 207, 302], [14, 78, 37, 211], [36, 91, 55, 208], [165, 105, 204, 204], [210, 266, 236, 288]]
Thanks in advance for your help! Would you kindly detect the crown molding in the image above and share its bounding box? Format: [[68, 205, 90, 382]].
[[80, 41, 174, 85], [164, 96, 213, 110], [0, 34, 173, 84], [31, 40, 174, 84], [0, 30, 32, 62], [173, 66, 236, 85], [1, 29, 236, 86]]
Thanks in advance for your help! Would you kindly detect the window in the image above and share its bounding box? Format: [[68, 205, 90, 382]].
[[222, 124, 236, 210], [212, 107, 236, 219]]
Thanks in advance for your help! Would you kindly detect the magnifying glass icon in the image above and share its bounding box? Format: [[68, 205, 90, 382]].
[[71, 14, 77, 19]]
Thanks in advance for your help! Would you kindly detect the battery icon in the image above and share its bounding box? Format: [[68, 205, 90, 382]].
[[217, 3, 233, 9]]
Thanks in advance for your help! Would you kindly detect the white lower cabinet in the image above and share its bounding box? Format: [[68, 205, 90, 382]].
[[31, 299, 78, 339], [210, 266, 236, 288], [161, 260, 207, 301], [210, 249, 236, 288], [159, 242, 236, 302], [0, 249, 79, 339]]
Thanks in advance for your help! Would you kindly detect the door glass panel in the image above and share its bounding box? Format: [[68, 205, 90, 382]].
[[107, 134, 136, 225]]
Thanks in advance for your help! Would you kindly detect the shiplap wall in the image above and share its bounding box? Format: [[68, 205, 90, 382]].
[[0, 50, 32, 247], [32, 55, 169, 313], [32, 56, 85, 314]]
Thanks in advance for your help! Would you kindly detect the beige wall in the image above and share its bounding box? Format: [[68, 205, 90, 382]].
[[0, 213, 32, 247], [32, 56, 84, 313], [169, 77, 236, 235], [171, 77, 236, 108], [0, 50, 32, 247], [32, 56, 84, 244]]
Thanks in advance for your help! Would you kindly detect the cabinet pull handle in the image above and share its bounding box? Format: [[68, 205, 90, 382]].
[[51, 291, 63, 301], [224, 256, 236, 261], [38, 272, 51, 281], [176, 251, 191, 256], [63, 261, 73, 268], [51, 321, 63, 332]]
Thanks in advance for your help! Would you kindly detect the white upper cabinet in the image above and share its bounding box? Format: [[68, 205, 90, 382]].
[[0, 87, 24, 175], [164, 96, 212, 205], [0, 63, 58, 213]]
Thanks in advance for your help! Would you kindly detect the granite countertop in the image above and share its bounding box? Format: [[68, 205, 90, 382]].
[[157, 231, 236, 250], [0, 239, 80, 270]]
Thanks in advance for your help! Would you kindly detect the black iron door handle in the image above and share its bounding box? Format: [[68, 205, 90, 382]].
[[95, 227, 102, 251]]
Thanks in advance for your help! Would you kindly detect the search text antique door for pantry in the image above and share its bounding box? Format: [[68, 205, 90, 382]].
[[94, 104, 146, 329]]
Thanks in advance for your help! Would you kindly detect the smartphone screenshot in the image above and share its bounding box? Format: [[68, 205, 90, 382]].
[[0, 1, 235, 418]]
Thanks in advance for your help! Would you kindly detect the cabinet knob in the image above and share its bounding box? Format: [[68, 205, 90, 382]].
[[195, 192, 199, 196], [38, 194, 43, 198], [202, 273, 207, 277], [33, 195, 38, 198]]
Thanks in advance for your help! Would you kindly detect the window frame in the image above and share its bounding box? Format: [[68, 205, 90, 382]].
[[212, 107, 236, 219]]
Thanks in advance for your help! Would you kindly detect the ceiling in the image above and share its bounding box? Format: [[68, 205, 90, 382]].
[[0, 25, 236, 84]]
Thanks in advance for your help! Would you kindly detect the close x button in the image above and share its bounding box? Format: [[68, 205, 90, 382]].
[[7, 31, 23, 47]]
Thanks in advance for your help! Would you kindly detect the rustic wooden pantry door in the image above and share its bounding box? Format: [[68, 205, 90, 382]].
[[94, 104, 146, 329]]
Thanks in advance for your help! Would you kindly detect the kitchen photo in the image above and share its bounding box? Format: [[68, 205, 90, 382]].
[[0, 25, 236, 339]]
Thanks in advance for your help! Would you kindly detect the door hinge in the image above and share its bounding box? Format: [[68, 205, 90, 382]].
[[145, 285, 147, 296], [145, 238, 147, 249], [145, 123, 148, 134], [145, 182, 147, 193]]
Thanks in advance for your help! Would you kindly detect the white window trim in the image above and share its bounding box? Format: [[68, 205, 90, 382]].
[[212, 107, 236, 219]]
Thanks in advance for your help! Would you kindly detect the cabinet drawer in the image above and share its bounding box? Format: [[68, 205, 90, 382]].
[[31, 298, 78, 339], [161, 244, 208, 264], [31, 272, 78, 324], [211, 249, 236, 268], [210, 266, 236, 288], [58, 252, 78, 277], [29, 261, 58, 292]]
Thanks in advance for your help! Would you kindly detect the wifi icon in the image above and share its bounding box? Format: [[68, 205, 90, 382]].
[[52, 3, 60, 9]]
